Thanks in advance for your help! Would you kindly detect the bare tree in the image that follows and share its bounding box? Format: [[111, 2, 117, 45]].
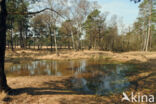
[[70, 0, 92, 50], [46, 0, 66, 56], [63, 8, 76, 50]]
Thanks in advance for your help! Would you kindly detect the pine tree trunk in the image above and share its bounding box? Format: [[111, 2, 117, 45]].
[[0, 0, 11, 92], [33, 38, 35, 49], [51, 35, 53, 51], [10, 20, 14, 51], [143, 10, 147, 51], [25, 27, 28, 49], [19, 22, 24, 49], [145, 0, 152, 52]]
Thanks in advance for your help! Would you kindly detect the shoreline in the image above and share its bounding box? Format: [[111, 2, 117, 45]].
[[5, 49, 156, 63]]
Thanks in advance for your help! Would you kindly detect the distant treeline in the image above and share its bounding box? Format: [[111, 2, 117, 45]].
[[6, 0, 156, 54]]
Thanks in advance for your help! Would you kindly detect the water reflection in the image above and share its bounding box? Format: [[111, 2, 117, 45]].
[[72, 64, 131, 95], [96, 66, 130, 95], [5, 59, 135, 95], [6, 60, 88, 76], [75, 60, 86, 75]]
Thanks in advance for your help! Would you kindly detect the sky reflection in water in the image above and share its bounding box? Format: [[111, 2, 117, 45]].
[[6, 59, 135, 95]]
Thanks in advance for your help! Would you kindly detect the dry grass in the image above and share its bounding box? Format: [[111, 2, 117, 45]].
[[0, 91, 8, 101], [5, 49, 156, 63]]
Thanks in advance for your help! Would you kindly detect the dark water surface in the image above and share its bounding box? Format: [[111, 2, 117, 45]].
[[5, 59, 139, 95]]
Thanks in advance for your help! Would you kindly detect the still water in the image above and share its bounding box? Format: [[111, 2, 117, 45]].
[[5, 59, 138, 95]]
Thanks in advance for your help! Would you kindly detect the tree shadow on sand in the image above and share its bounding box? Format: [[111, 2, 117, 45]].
[[8, 78, 91, 96], [7, 78, 115, 104], [126, 58, 156, 96]]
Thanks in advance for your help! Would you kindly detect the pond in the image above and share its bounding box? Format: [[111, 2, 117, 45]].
[[5, 59, 140, 95]]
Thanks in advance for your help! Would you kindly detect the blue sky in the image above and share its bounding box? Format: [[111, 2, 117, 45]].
[[31, 0, 142, 28], [91, 0, 142, 27]]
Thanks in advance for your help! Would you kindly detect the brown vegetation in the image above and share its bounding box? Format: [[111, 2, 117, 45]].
[[5, 49, 156, 62]]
